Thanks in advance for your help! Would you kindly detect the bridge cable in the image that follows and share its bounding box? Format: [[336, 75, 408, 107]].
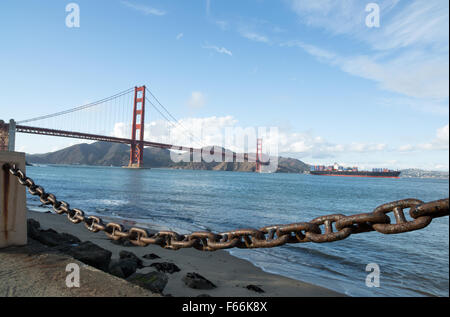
[[145, 87, 208, 148], [17, 87, 135, 124], [145, 96, 205, 149]]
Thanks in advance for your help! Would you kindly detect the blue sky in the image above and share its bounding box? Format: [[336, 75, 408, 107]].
[[0, 0, 448, 170]]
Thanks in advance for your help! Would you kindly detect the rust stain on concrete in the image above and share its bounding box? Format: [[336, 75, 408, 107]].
[[2, 165, 9, 240]]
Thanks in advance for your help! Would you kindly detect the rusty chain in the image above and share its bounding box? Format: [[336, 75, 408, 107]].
[[3, 163, 449, 251]]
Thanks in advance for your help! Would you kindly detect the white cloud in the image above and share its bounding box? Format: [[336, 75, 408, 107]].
[[343, 53, 449, 100], [349, 143, 387, 152], [290, 140, 313, 152], [111, 115, 390, 156], [370, 0, 449, 51], [398, 144, 414, 152], [202, 45, 233, 56], [283, 41, 449, 101], [109, 116, 448, 170], [285, 0, 449, 110], [176, 33, 184, 40], [239, 31, 270, 43], [287, 0, 448, 53], [281, 40, 336, 60], [121, 1, 166, 16], [288, 0, 400, 35], [397, 124, 449, 152], [379, 97, 449, 116], [188, 92, 207, 108], [112, 116, 237, 149], [112, 122, 129, 139], [436, 124, 449, 144]]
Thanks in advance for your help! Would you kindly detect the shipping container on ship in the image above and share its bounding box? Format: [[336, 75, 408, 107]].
[[310, 163, 401, 178]]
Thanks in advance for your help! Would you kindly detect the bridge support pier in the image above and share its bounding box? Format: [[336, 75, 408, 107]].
[[0, 151, 27, 248]]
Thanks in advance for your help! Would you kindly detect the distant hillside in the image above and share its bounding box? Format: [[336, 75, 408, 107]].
[[27, 142, 310, 173], [400, 169, 449, 179], [27, 142, 171, 168]]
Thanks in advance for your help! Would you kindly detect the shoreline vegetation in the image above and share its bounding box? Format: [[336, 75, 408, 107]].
[[25, 210, 344, 297]]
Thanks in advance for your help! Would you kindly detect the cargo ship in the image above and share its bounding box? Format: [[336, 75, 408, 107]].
[[310, 163, 401, 178]]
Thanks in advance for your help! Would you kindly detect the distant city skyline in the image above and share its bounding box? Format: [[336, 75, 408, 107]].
[[0, 0, 448, 171]]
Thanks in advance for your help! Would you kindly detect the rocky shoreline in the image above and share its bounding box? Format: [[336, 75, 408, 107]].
[[23, 211, 344, 297], [27, 218, 221, 296]]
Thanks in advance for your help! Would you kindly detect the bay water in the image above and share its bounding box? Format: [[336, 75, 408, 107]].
[[25, 165, 449, 296]]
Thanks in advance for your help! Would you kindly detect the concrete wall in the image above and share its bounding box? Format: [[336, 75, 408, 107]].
[[0, 151, 27, 248]]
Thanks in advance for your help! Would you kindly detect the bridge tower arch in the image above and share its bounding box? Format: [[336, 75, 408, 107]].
[[128, 86, 146, 168]]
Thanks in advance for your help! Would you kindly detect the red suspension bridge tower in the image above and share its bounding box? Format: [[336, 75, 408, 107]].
[[128, 86, 146, 168], [256, 138, 263, 173]]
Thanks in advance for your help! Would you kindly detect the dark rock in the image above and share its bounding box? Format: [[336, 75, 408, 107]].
[[182, 272, 216, 290], [108, 259, 138, 279], [119, 250, 144, 269], [27, 219, 41, 240], [246, 285, 264, 293], [150, 262, 180, 274], [127, 272, 168, 294], [110, 238, 136, 247], [66, 241, 112, 272], [33, 229, 64, 247], [27, 218, 40, 230], [197, 294, 211, 297], [59, 232, 81, 244], [108, 263, 125, 279], [143, 253, 160, 260], [27, 219, 80, 247]]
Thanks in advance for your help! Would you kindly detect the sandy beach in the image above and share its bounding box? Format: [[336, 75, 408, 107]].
[[27, 210, 344, 297]]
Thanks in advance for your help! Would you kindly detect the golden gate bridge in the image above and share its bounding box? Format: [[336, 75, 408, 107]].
[[1, 86, 266, 171]]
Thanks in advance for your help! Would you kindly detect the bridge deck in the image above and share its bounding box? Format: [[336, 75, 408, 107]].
[[15, 124, 267, 163]]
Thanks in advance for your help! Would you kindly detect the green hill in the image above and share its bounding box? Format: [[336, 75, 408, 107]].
[[26, 141, 310, 173]]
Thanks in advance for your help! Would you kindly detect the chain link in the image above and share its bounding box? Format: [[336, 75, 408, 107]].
[[4, 163, 449, 251]]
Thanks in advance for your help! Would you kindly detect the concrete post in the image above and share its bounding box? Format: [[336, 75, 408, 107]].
[[0, 120, 8, 151], [8, 119, 16, 152], [0, 151, 27, 248]]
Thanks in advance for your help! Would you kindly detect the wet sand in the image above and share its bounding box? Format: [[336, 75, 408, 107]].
[[28, 210, 345, 297]]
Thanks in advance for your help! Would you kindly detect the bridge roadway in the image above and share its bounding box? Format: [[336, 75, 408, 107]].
[[15, 124, 262, 162]]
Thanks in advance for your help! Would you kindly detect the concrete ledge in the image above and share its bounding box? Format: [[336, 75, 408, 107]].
[[0, 239, 159, 297]]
